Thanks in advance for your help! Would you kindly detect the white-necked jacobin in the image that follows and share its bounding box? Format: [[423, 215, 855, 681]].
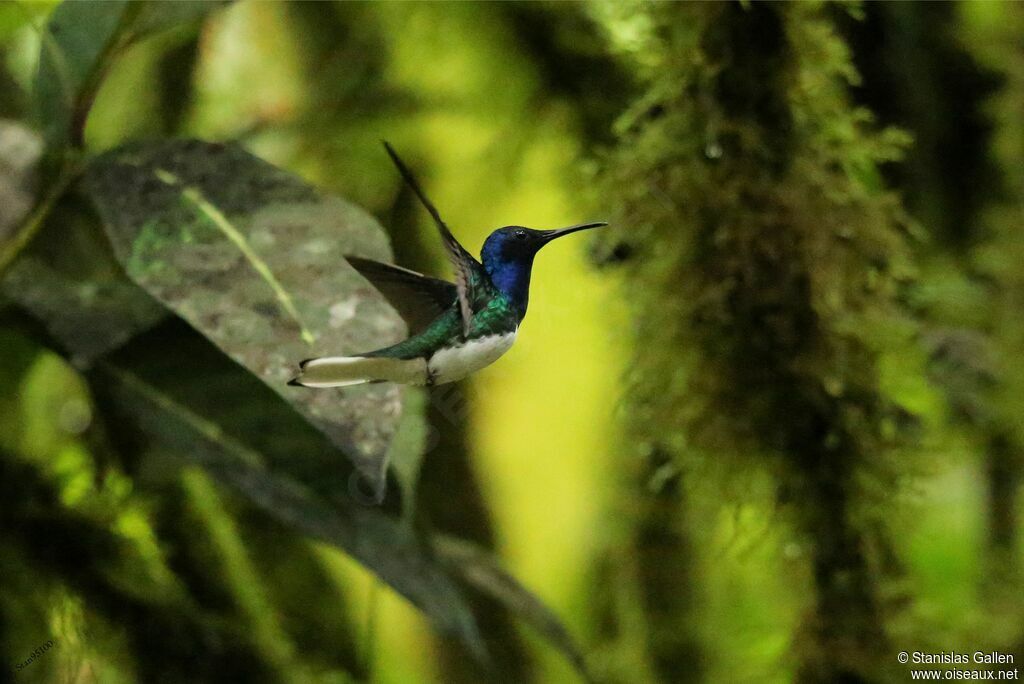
[[289, 142, 606, 388]]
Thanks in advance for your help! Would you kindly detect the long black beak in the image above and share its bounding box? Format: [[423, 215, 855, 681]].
[[540, 221, 608, 243]]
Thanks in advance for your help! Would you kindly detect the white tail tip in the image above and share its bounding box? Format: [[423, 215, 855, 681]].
[[289, 355, 427, 388]]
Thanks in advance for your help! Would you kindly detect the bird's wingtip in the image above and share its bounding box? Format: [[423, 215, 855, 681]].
[[287, 377, 304, 387], [298, 358, 315, 369]]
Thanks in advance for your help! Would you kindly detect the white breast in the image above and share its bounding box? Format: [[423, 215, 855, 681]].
[[427, 331, 517, 385]]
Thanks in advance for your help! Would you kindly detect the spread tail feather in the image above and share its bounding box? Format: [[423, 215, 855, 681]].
[[289, 354, 426, 388]]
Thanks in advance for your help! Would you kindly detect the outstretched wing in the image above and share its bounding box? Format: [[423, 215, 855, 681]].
[[383, 141, 478, 338], [346, 255, 457, 334]]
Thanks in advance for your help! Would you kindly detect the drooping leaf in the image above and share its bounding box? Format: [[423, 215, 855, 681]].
[[104, 317, 366, 506], [2, 198, 165, 364], [85, 138, 415, 499], [434, 535, 592, 681], [3, 254, 165, 364], [91, 358, 485, 662]]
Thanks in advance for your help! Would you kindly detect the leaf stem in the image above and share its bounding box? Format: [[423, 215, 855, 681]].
[[68, 2, 144, 150], [0, 166, 78, 278]]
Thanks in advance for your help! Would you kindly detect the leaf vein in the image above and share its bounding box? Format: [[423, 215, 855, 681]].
[[154, 168, 316, 345]]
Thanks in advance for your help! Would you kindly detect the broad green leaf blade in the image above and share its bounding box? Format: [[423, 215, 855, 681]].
[[85, 139, 412, 498], [34, 0, 226, 151], [34, 0, 131, 148], [0, 2, 51, 46], [129, 1, 229, 40], [435, 536, 592, 681], [93, 361, 486, 661]]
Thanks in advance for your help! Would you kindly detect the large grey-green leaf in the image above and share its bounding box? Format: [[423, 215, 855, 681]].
[[91, 361, 486, 663], [85, 139, 410, 498]]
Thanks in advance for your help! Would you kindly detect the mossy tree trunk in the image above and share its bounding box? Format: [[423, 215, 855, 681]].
[[951, 1, 1024, 662], [842, 1, 1020, 578], [597, 3, 915, 681], [630, 446, 701, 683]]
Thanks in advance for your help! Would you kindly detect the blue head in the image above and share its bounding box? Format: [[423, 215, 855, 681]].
[[480, 222, 607, 317]]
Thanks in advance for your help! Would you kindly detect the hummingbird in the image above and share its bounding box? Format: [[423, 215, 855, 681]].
[[289, 143, 606, 388]]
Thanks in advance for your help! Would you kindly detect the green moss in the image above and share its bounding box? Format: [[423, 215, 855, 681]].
[[596, 3, 920, 681]]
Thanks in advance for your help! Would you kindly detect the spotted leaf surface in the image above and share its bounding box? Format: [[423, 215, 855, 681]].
[[86, 139, 410, 497]]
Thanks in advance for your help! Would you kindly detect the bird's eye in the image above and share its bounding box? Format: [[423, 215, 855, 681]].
[[514, 229, 527, 240]]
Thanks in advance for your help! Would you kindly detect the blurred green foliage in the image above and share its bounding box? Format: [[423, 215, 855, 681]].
[[0, 2, 1022, 684]]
